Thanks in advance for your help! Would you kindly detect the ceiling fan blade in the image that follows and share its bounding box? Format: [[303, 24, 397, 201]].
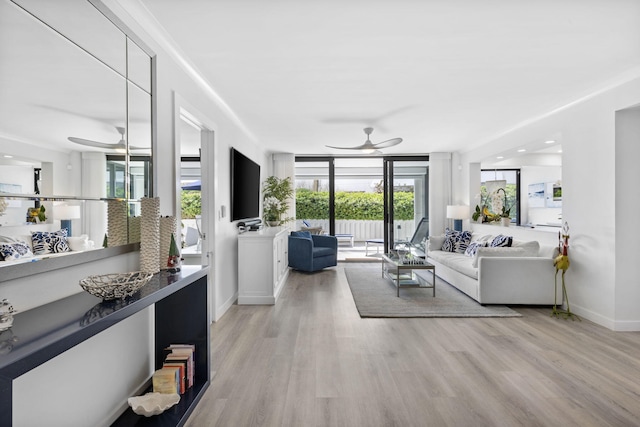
[[325, 144, 368, 150], [372, 137, 403, 148], [68, 137, 121, 149]]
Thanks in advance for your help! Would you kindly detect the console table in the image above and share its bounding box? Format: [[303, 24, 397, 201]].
[[0, 266, 210, 427]]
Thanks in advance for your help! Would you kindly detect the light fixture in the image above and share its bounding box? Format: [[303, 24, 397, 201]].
[[545, 140, 555, 144], [3, 155, 13, 158], [446, 205, 469, 232], [53, 205, 81, 237], [496, 156, 504, 159], [517, 149, 526, 153]]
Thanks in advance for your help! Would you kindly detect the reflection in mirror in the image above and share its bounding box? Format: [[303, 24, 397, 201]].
[[0, 0, 153, 273], [0, 198, 106, 265], [0, 0, 127, 197], [12, 0, 126, 75], [127, 38, 152, 93]]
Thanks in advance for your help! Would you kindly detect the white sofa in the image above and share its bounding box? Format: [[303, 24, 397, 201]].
[[0, 224, 95, 266], [426, 233, 561, 305]]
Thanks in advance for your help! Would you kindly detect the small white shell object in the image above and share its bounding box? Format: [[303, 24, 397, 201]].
[[128, 392, 180, 417]]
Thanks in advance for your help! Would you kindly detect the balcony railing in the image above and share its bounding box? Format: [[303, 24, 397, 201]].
[[295, 219, 416, 242]]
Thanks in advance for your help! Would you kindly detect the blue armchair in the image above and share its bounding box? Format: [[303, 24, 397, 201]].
[[288, 231, 338, 272]]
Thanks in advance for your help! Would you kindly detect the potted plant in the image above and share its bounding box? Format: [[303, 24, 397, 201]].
[[491, 188, 511, 226], [262, 176, 294, 226]]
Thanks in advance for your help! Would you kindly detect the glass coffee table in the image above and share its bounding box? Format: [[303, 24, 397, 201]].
[[381, 253, 436, 297]]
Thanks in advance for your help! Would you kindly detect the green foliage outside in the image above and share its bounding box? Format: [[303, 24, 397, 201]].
[[181, 190, 201, 219], [296, 188, 414, 220]]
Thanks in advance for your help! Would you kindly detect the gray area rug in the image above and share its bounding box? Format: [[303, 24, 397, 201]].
[[345, 267, 522, 318]]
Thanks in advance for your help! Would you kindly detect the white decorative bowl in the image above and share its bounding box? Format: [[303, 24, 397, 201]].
[[128, 392, 180, 417], [79, 271, 153, 300]]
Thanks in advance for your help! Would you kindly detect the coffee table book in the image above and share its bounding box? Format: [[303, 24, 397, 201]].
[[153, 367, 180, 394]]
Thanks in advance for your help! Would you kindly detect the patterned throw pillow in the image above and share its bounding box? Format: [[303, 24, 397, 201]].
[[490, 234, 513, 248], [454, 230, 473, 254], [442, 228, 472, 253], [31, 229, 70, 254], [0, 241, 34, 260], [441, 228, 457, 252], [464, 241, 487, 257]]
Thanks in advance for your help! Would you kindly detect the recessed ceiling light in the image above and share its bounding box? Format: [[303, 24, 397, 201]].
[[496, 156, 504, 159], [545, 140, 555, 144], [3, 155, 13, 158], [517, 149, 526, 153], [558, 149, 563, 153]]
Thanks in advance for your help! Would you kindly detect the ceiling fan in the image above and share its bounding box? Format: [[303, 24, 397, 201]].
[[68, 126, 146, 152], [326, 127, 402, 154]]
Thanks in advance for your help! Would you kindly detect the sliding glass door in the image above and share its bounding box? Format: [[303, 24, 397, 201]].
[[384, 158, 429, 253], [295, 156, 428, 260]]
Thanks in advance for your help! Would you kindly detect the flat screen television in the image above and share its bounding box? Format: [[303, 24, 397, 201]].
[[230, 147, 261, 221]]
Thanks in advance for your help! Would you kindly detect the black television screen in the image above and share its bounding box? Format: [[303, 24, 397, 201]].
[[230, 148, 261, 221]]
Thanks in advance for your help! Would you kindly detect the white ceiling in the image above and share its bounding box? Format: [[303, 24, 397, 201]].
[[130, 0, 640, 157]]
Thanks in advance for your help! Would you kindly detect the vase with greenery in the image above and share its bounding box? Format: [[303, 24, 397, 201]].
[[262, 176, 294, 226]]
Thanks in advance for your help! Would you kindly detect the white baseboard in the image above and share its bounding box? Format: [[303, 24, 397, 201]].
[[612, 319, 640, 331], [214, 291, 238, 322], [569, 303, 640, 331]]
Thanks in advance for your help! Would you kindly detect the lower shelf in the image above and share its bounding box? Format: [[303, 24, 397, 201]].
[[111, 380, 209, 426]]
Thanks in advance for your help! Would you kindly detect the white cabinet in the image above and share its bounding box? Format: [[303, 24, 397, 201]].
[[238, 226, 290, 304]]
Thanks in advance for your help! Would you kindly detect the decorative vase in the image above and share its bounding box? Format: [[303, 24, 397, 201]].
[[107, 199, 128, 247], [501, 217, 510, 227], [266, 220, 280, 227], [140, 197, 160, 274]]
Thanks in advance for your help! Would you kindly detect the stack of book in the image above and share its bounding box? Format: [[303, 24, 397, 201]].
[[152, 344, 195, 394]]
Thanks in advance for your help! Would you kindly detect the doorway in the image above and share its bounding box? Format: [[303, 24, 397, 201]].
[[174, 94, 216, 322], [383, 158, 430, 253]]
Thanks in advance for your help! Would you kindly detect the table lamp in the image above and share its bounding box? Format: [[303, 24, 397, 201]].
[[446, 205, 469, 232], [54, 205, 81, 237]]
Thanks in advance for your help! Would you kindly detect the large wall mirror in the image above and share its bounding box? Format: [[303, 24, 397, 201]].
[[0, 0, 154, 273]]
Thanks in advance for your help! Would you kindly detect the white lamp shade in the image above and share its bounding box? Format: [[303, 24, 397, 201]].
[[53, 205, 81, 220], [446, 205, 470, 220]]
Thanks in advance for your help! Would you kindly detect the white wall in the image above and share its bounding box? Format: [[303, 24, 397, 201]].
[[460, 75, 640, 330], [615, 106, 640, 329], [13, 308, 153, 427]]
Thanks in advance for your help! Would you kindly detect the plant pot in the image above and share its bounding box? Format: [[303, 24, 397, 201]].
[[501, 217, 510, 227], [266, 220, 281, 227]]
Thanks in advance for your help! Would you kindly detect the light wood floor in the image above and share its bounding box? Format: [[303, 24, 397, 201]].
[[187, 264, 640, 427]]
